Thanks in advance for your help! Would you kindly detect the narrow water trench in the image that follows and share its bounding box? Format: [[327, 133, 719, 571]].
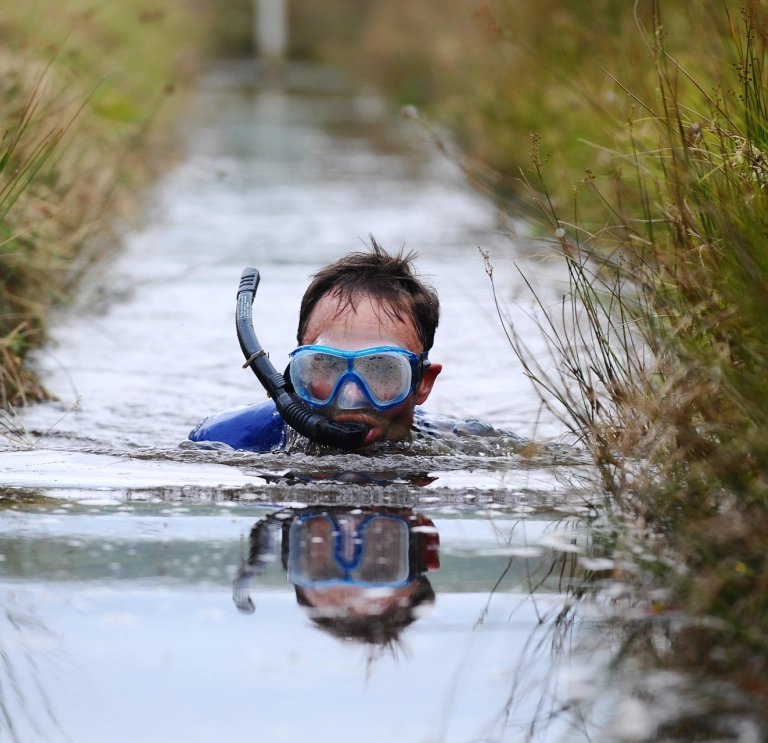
[[0, 88, 613, 742]]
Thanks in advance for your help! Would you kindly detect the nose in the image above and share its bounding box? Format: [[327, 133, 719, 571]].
[[335, 379, 370, 409]]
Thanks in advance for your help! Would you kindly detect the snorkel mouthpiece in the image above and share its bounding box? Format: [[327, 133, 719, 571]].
[[235, 267, 369, 451]]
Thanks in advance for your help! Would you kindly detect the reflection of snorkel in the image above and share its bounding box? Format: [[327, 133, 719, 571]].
[[236, 268, 368, 451]]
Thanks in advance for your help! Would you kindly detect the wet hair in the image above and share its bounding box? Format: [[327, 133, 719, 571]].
[[297, 237, 440, 352], [294, 576, 436, 647]]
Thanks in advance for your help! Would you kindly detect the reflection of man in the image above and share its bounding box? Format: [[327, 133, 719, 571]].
[[189, 240, 443, 451], [233, 506, 440, 646]]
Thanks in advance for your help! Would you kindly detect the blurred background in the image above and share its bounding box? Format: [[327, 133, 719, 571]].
[[0, 0, 741, 407], [2, 4, 768, 742]]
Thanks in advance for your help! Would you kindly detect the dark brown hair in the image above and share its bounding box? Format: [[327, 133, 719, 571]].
[[294, 577, 435, 647], [297, 237, 440, 352]]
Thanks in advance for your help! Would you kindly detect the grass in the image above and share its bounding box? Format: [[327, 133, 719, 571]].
[[477, 0, 768, 716], [0, 0, 207, 411], [274, 1, 737, 189], [305, 0, 768, 723]]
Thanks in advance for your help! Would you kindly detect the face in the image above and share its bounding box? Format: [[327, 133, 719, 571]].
[[300, 293, 442, 446], [295, 511, 418, 618]]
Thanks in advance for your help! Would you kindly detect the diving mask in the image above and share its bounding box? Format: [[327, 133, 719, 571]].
[[288, 345, 429, 411], [288, 513, 413, 588]]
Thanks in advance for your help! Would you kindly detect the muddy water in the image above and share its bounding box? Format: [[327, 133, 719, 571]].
[[0, 90, 613, 742], [19, 91, 568, 453]]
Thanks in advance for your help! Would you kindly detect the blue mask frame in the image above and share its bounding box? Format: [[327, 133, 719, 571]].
[[288, 345, 430, 411]]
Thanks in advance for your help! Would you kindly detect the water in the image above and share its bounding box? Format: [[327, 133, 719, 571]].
[[0, 88, 681, 742]]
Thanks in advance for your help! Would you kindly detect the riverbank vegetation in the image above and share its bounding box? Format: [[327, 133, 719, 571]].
[[280, 0, 768, 724], [0, 0, 206, 409], [486, 1, 768, 724], [535, 1, 768, 707], [480, 1, 768, 716]]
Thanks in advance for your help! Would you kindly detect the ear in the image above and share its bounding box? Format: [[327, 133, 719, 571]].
[[414, 363, 442, 406]]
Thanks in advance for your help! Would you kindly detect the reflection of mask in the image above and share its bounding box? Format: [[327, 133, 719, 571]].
[[288, 513, 411, 587], [232, 507, 440, 617]]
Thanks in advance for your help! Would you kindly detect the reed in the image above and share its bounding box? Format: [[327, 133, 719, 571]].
[[0, 0, 205, 410], [297, 1, 731, 190], [485, 0, 768, 705], [349, 0, 768, 719]]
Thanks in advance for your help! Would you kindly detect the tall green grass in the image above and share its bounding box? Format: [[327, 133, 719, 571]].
[[317, 0, 768, 713], [0, 0, 206, 411], [485, 0, 768, 704], [291, 0, 735, 185]]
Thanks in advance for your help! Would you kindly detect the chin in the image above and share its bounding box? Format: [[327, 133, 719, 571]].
[[326, 404, 415, 447]]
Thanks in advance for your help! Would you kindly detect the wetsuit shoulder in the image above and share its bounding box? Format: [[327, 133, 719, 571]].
[[188, 400, 287, 452], [413, 407, 522, 440]]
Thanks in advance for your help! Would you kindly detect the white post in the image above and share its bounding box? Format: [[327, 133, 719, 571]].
[[254, 0, 288, 61]]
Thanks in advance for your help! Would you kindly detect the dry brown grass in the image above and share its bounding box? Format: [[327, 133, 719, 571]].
[[0, 0, 207, 408], [476, 1, 768, 710]]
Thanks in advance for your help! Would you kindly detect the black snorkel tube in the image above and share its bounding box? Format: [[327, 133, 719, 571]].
[[236, 268, 369, 451]]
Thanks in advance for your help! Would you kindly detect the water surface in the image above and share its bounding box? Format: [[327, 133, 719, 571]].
[[0, 89, 613, 743]]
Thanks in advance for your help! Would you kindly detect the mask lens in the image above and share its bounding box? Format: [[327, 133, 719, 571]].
[[290, 346, 422, 410], [352, 516, 410, 583], [353, 352, 412, 405], [291, 351, 347, 405], [289, 516, 345, 584]]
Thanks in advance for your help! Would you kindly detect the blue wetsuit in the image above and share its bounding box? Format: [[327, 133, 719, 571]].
[[188, 400, 515, 453], [189, 400, 288, 452]]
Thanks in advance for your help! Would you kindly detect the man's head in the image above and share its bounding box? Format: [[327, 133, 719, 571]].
[[295, 577, 435, 648], [293, 239, 442, 446], [298, 238, 440, 353], [289, 507, 439, 648]]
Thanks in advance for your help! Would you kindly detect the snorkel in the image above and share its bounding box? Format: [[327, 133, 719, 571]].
[[236, 267, 369, 451]]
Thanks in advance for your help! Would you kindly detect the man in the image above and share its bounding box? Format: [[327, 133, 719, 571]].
[[189, 240, 443, 451]]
